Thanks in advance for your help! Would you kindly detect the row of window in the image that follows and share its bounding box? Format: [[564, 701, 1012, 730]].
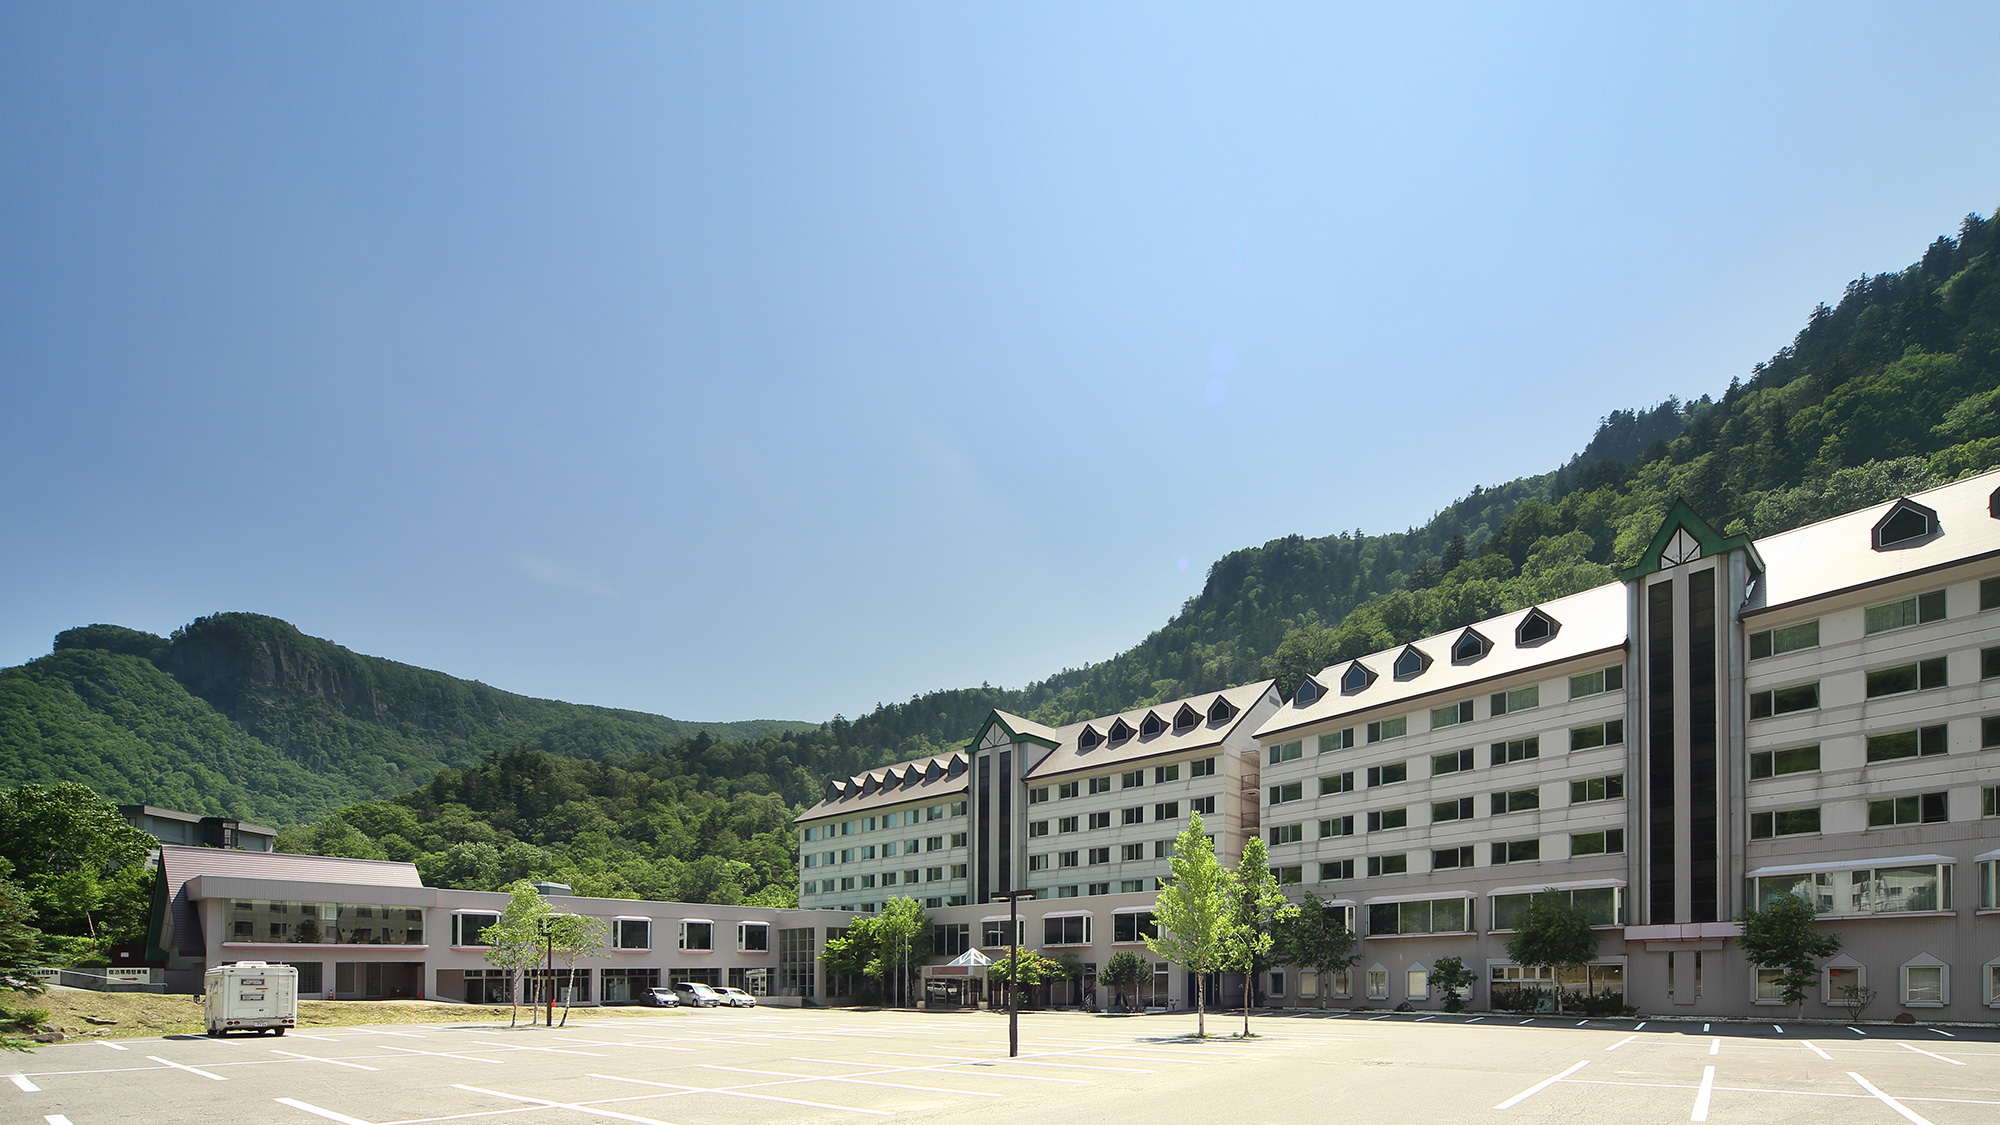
[[1749, 784, 2000, 837], [1030, 839, 1170, 869], [1294, 612, 1568, 706], [1074, 699, 1238, 751], [1271, 829, 1625, 885], [1027, 798, 1214, 837], [1751, 642, 2000, 719], [1750, 720, 2000, 782], [801, 801, 966, 842], [801, 832, 967, 867], [1748, 583, 1974, 661], [1026, 758, 1218, 803], [448, 913, 765, 954], [801, 863, 968, 894], [1272, 773, 1624, 837]]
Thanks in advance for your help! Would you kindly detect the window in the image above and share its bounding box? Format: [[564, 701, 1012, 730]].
[[1318, 730, 1354, 753], [1865, 657, 1948, 698], [1873, 501, 1937, 549], [1431, 748, 1474, 776], [678, 921, 714, 951], [1121, 806, 1144, 826], [950, 801, 966, 816], [1320, 859, 1354, 881], [1749, 682, 1819, 719], [1867, 792, 1948, 827], [1985, 646, 2000, 680], [612, 918, 651, 950], [1109, 720, 1133, 745], [1568, 666, 1625, 699], [452, 912, 501, 947], [1269, 740, 1303, 765], [1089, 776, 1113, 794], [738, 923, 769, 952], [1173, 705, 1200, 733], [1367, 969, 1390, 999], [1432, 845, 1475, 869], [1113, 912, 1158, 942], [1340, 662, 1376, 694], [1121, 843, 1143, 861], [926, 866, 944, 881], [1366, 807, 1408, 832], [1059, 850, 1080, 868], [1155, 763, 1180, 784], [950, 863, 966, 878], [1270, 781, 1304, 805], [1087, 812, 1111, 830], [1754, 863, 1952, 916], [1492, 886, 1621, 929], [1516, 608, 1559, 645], [1366, 762, 1408, 787], [1755, 967, 1788, 1002], [1864, 590, 1945, 634], [1903, 964, 1946, 1005], [1028, 787, 1048, 804], [1120, 879, 1144, 893], [1190, 795, 1216, 815], [1058, 781, 1080, 799], [1319, 816, 1355, 838], [1044, 915, 1090, 945], [1407, 969, 1429, 1000], [1029, 820, 1048, 838], [1319, 772, 1355, 795], [840, 849, 856, 863], [1985, 575, 2000, 611], [1077, 726, 1101, 752], [1491, 737, 1540, 765], [1366, 854, 1407, 877], [981, 919, 1023, 947], [1270, 866, 1303, 886], [1431, 700, 1474, 729], [1190, 757, 1216, 777], [1568, 720, 1625, 751], [1750, 807, 1821, 838], [1393, 645, 1431, 680], [1269, 824, 1303, 845], [950, 832, 966, 847], [1866, 725, 1948, 762], [1367, 897, 1469, 935], [1058, 816, 1078, 833], [1154, 839, 1175, 858], [1208, 698, 1236, 723], [1569, 829, 1625, 856], [1750, 619, 1820, 659], [1984, 784, 1998, 818], [1492, 787, 1540, 814], [861, 845, 876, 860], [1028, 854, 1049, 872], [1569, 774, 1623, 803], [1295, 677, 1322, 705], [1083, 846, 1108, 865], [1452, 628, 1491, 664], [1271, 970, 1287, 998], [860, 874, 876, 888], [1140, 712, 1165, 739], [1431, 797, 1474, 822], [1750, 745, 1820, 779], [1153, 801, 1180, 821], [1366, 717, 1408, 742], [1121, 770, 1144, 789], [1491, 838, 1541, 864]]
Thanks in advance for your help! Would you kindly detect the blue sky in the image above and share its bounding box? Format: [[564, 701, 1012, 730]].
[[4, 3, 1998, 722]]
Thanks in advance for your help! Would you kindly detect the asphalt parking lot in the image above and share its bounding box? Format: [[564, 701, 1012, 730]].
[[7, 1007, 1999, 1125]]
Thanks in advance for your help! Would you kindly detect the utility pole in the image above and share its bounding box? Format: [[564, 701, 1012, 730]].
[[992, 889, 1035, 1058]]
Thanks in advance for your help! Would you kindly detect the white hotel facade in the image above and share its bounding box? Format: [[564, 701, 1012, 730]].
[[150, 474, 2000, 1020]]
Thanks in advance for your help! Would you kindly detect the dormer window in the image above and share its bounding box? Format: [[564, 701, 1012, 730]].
[[1173, 704, 1202, 733], [1392, 645, 1431, 681], [1207, 697, 1236, 724], [1294, 677, 1323, 706], [1140, 711, 1165, 739], [1516, 608, 1559, 647], [1451, 628, 1491, 664], [1872, 498, 1939, 550], [1108, 718, 1135, 745], [1077, 725, 1102, 752], [1339, 661, 1377, 695]]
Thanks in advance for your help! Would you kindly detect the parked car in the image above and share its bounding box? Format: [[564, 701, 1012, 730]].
[[715, 986, 758, 1008], [671, 981, 723, 1007], [633, 987, 680, 1008]]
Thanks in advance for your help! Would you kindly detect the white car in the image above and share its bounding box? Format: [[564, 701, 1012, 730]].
[[714, 986, 758, 1008]]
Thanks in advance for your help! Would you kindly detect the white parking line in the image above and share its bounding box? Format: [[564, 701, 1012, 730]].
[[804, 1055, 1084, 1083], [549, 1038, 694, 1053], [9, 1073, 41, 1091], [1803, 1041, 1833, 1060], [96, 1041, 128, 1051], [452, 1084, 676, 1125], [462, 1038, 605, 1057], [1928, 1029, 1954, 1038], [1605, 1035, 1638, 1052], [146, 1055, 228, 1081], [276, 1097, 376, 1125], [1690, 1065, 1715, 1122], [1848, 1072, 1935, 1125], [699, 1062, 999, 1097], [1709, 1038, 1721, 1056], [376, 1044, 504, 1065], [594, 1071, 894, 1115], [273, 1048, 380, 1071], [1634, 1021, 1647, 1030], [1494, 1060, 1589, 1109], [1467, 1017, 1485, 1023], [1896, 1042, 1964, 1066], [1847, 1026, 1867, 1036], [46, 1115, 75, 1125]]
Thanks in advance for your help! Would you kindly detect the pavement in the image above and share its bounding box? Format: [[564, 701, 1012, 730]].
[[5, 1006, 1998, 1125]]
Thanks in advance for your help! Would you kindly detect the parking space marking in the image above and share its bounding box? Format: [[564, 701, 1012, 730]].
[[452, 1084, 678, 1125], [1708, 1037, 1720, 1055], [10, 1073, 41, 1091], [1804, 1040, 1832, 1060], [693, 1063, 999, 1099], [1929, 1029, 1954, 1038], [273, 1048, 380, 1071], [376, 1044, 504, 1065], [1690, 1065, 1715, 1122], [1494, 1060, 1589, 1109], [277, 1096, 377, 1124], [1847, 1072, 1935, 1125], [146, 1055, 228, 1081], [798, 1055, 1086, 1083], [1606, 1035, 1638, 1051], [1848, 1026, 1868, 1036], [1896, 1042, 1964, 1066], [46, 1115, 74, 1125], [95, 1040, 127, 1051], [595, 1070, 894, 1114], [462, 1038, 605, 1057]]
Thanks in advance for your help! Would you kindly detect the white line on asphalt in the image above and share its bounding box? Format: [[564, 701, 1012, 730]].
[[549, 1038, 694, 1053], [1804, 1041, 1832, 1060], [463, 1038, 605, 1057], [352, 1029, 427, 1039], [1467, 1017, 1484, 1023], [1605, 1035, 1638, 1052], [1635, 1021, 1647, 1030], [1709, 1038, 1721, 1056], [1929, 1029, 1954, 1038], [45, 1116, 74, 1125], [1690, 1065, 1715, 1121], [286, 1034, 344, 1042], [1494, 1060, 1589, 1109], [376, 1044, 504, 1065], [146, 1055, 228, 1081], [1417, 1016, 1435, 1022], [452, 1083, 676, 1125], [273, 1048, 379, 1071], [1848, 1072, 1935, 1125], [596, 1071, 895, 1114], [1518, 1019, 1533, 1025], [9, 1074, 40, 1091], [996, 1058, 1153, 1073], [702, 1064, 991, 1101], [1577, 1020, 1589, 1027], [1896, 1042, 1964, 1066], [1848, 1026, 1867, 1036], [96, 1041, 128, 1051], [276, 1096, 376, 1125], [1369, 1015, 1393, 1021], [808, 1055, 1085, 1083]]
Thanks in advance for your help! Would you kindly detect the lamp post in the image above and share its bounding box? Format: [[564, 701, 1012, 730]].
[[540, 918, 555, 1028], [992, 889, 1035, 1058]]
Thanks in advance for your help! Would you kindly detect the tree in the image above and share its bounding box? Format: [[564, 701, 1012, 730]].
[[480, 881, 552, 1026], [1101, 950, 1149, 1011], [986, 947, 1064, 1003], [866, 898, 929, 1008], [1225, 836, 1296, 1035], [543, 912, 607, 1027], [1273, 892, 1357, 1009], [0, 784, 156, 954], [1146, 812, 1231, 1036], [1430, 956, 1477, 1013], [1738, 892, 1841, 1019], [1503, 891, 1599, 1015], [819, 917, 878, 1000]]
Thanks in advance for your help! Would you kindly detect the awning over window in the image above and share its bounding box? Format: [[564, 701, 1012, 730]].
[[1042, 910, 1091, 919], [1746, 854, 1954, 878], [1363, 890, 1474, 906], [1486, 878, 1626, 897]]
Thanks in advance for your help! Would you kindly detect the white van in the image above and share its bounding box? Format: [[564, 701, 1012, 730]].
[[203, 961, 298, 1037]]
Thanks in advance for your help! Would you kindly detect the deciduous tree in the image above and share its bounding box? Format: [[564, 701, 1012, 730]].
[[1503, 891, 1599, 1015], [1146, 812, 1231, 1036], [1737, 892, 1841, 1019]]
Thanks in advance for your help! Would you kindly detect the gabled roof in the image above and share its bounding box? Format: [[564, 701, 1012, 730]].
[[1620, 497, 1758, 581], [795, 751, 970, 823], [1020, 680, 1280, 778], [1748, 468, 2000, 614], [155, 844, 424, 957]]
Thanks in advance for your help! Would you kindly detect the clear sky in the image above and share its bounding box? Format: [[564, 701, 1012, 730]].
[[3, 4, 1998, 722]]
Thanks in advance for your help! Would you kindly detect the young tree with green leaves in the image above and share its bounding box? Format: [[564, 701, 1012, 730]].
[[1430, 955, 1477, 1013], [544, 911, 608, 1027], [1273, 892, 1358, 1010], [1145, 811, 1231, 1036], [1737, 892, 1841, 1019], [1100, 950, 1150, 1011], [0, 783, 156, 958], [867, 897, 930, 1008], [986, 946, 1064, 1006], [1503, 891, 1600, 1015], [480, 881, 552, 1026], [1226, 836, 1297, 1035]]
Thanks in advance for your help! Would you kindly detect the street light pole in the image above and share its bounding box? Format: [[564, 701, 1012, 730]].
[[993, 889, 1035, 1058]]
